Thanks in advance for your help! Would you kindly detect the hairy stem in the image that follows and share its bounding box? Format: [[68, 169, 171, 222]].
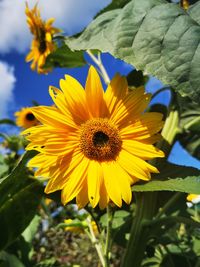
[[104, 205, 113, 267], [121, 100, 180, 267], [86, 217, 106, 267], [86, 50, 110, 84]]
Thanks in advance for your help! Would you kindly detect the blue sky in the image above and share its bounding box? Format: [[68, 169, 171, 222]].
[[0, 0, 199, 170]]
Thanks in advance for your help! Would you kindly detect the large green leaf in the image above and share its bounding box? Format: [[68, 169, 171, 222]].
[[132, 162, 200, 193], [133, 176, 200, 193], [95, 0, 131, 18], [188, 1, 200, 24], [66, 0, 200, 101], [0, 151, 43, 250], [44, 44, 86, 69]]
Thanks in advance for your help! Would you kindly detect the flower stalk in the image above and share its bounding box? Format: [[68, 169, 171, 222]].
[[86, 50, 110, 84], [121, 99, 180, 267], [85, 217, 106, 267], [104, 205, 114, 267]]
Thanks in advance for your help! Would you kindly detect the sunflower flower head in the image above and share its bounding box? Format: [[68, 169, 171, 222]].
[[23, 66, 165, 209], [64, 219, 84, 234], [187, 194, 200, 203], [15, 107, 39, 129], [25, 3, 60, 74], [64, 218, 98, 235]]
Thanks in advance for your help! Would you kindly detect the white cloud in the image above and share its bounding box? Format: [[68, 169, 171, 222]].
[[0, 0, 110, 53], [0, 61, 16, 118]]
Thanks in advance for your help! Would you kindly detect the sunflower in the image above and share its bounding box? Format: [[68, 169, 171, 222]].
[[25, 3, 60, 73], [187, 194, 200, 203], [64, 218, 98, 235], [15, 107, 39, 129], [23, 66, 164, 209]]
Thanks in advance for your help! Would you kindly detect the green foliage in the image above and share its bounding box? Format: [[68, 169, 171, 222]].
[[44, 44, 86, 69], [127, 69, 148, 87], [100, 210, 130, 229], [178, 95, 200, 160], [133, 162, 200, 193], [1, 0, 200, 265], [188, 0, 200, 24], [95, 0, 131, 18], [0, 151, 43, 250], [66, 0, 200, 101], [0, 251, 25, 267], [22, 215, 41, 243], [0, 155, 9, 179], [0, 119, 16, 126]]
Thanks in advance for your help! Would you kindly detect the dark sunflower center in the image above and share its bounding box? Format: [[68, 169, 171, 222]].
[[93, 131, 109, 147], [37, 28, 47, 53], [26, 113, 35, 121], [80, 118, 122, 162]]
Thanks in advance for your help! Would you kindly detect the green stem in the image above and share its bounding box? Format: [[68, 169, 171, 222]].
[[121, 101, 180, 267], [86, 50, 110, 84], [0, 133, 10, 141], [121, 192, 158, 267], [157, 107, 180, 156], [155, 192, 182, 219], [151, 86, 171, 101], [105, 205, 113, 267], [86, 217, 106, 267], [40, 199, 53, 224]]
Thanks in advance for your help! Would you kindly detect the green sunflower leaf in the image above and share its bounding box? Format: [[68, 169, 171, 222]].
[[94, 0, 131, 18], [0, 251, 25, 267], [66, 0, 200, 101], [0, 119, 16, 126], [132, 162, 200, 193], [0, 151, 43, 250], [0, 155, 9, 179], [43, 44, 86, 69]]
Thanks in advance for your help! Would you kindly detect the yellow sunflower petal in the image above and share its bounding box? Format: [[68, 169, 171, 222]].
[[111, 87, 151, 127], [118, 149, 151, 181], [60, 75, 89, 122], [104, 74, 128, 114], [120, 112, 164, 140], [45, 151, 84, 193], [26, 51, 34, 62], [46, 17, 55, 26], [102, 161, 132, 207], [87, 161, 102, 208], [61, 157, 90, 205], [49, 86, 78, 129], [85, 66, 108, 118], [122, 139, 165, 160], [121, 147, 160, 175], [45, 32, 52, 42], [99, 180, 109, 209], [76, 182, 89, 209], [28, 153, 48, 167], [30, 106, 73, 129]]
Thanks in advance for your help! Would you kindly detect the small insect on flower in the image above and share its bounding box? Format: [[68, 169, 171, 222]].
[[15, 107, 39, 129], [25, 3, 61, 73], [23, 66, 165, 209]]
